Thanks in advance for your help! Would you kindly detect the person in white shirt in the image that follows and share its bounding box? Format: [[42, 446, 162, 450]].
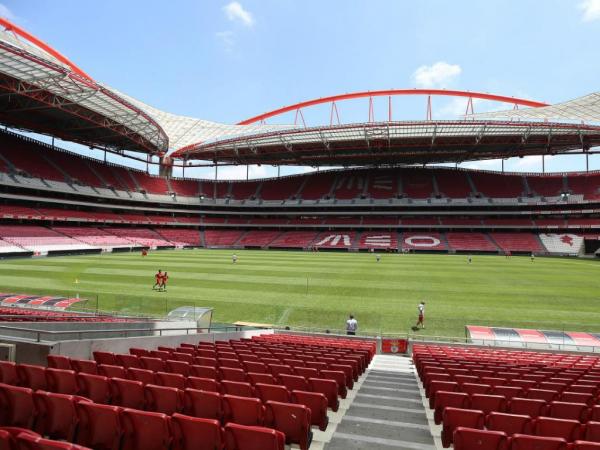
[[232, 254, 237, 264], [416, 302, 426, 329], [375, 253, 381, 263], [346, 315, 358, 335]]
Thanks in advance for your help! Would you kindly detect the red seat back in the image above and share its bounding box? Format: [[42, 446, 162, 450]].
[[224, 423, 285, 450], [75, 401, 122, 450], [453, 427, 508, 450], [510, 434, 568, 450], [255, 383, 291, 404], [183, 388, 222, 421], [171, 413, 222, 450], [265, 401, 311, 450], [121, 408, 172, 450], [223, 394, 265, 426]]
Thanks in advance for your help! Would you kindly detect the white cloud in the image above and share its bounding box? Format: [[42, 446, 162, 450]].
[[579, 0, 600, 21], [215, 30, 235, 51], [0, 3, 17, 21], [412, 62, 462, 88], [223, 1, 255, 27]]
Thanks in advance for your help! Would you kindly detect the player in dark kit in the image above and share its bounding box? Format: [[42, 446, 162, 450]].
[[153, 270, 163, 290]]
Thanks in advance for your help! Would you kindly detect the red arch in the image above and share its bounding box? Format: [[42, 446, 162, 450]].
[[237, 89, 549, 125], [0, 17, 92, 80]]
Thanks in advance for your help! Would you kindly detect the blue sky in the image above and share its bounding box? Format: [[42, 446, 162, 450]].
[[2, 0, 600, 178]]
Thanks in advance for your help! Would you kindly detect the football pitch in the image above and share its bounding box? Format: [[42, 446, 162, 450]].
[[0, 249, 599, 338]]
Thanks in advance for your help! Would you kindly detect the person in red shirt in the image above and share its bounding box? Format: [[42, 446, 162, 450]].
[[153, 270, 162, 290], [160, 272, 169, 292]]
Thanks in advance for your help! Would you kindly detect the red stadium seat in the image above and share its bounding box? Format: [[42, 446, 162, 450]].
[[116, 354, 141, 370], [221, 380, 255, 398], [92, 352, 116, 366], [453, 427, 508, 450], [548, 401, 589, 422], [144, 384, 183, 415], [534, 416, 582, 441], [156, 372, 186, 390], [294, 367, 319, 380], [194, 357, 217, 368], [127, 368, 156, 386], [170, 413, 223, 450], [561, 392, 594, 406], [308, 378, 339, 412], [45, 368, 79, 395], [441, 407, 485, 448], [433, 391, 470, 424], [17, 364, 47, 390], [470, 394, 507, 415], [16, 433, 90, 449], [584, 421, 600, 443], [279, 374, 310, 393], [139, 357, 165, 373], [291, 390, 329, 431], [0, 383, 36, 428], [219, 358, 243, 369], [255, 383, 291, 404], [47, 356, 71, 370], [572, 442, 600, 450], [220, 367, 248, 383], [223, 394, 265, 426], [75, 401, 122, 450], [510, 434, 568, 450], [509, 397, 548, 418], [109, 378, 145, 410], [248, 373, 277, 386], [172, 353, 194, 364], [166, 360, 190, 377], [0, 362, 19, 385], [129, 348, 149, 358], [461, 383, 491, 396], [121, 409, 172, 450], [77, 372, 111, 403], [190, 365, 218, 380], [183, 389, 222, 421], [244, 362, 268, 374], [493, 386, 524, 401], [528, 389, 558, 402], [486, 412, 533, 435], [70, 360, 98, 376], [34, 391, 87, 441], [186, 377, 220, 393], [265, 401, 312, 450], [97, 364, 126, 379], [224, 423, 285, 450]]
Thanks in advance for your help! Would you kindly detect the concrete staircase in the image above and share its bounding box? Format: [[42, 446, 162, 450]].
[[323, 355, 436, 450]]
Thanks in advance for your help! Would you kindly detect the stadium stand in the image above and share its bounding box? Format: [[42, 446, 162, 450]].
[[414, 343, 600, 448], [237, 231, 282, 248], [0, 335, 374, 450], [269, 231, 319, 249], [357, 232, 398, 250], [401, 232, 447, 251], [0, 225, 92, 253], [204, 230, 245, 247], [102, 228, 172, 247], [51, 227, 134, 247], [446, 232, 498, 252], [402, 170, 434, 198], [333, 174, 366, 200], [490, 233, 545, 253], [471, 172, 526, 198], [435, 170, 473, 198], [366, 169, 398, 199], [154, 228, 201, 246]]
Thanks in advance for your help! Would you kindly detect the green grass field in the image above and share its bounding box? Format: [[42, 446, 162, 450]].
[[0, 249, 599, 338]]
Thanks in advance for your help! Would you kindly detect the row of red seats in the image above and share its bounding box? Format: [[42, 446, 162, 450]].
[[0, 426, 89, 449], [0, 383, 287, 450], [444, 408, 600, 449], [451, 425, 600, 450], [0, 307, 132, 323]]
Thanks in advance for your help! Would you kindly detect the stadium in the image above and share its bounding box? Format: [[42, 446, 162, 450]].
[[0, 3, 599, 450]]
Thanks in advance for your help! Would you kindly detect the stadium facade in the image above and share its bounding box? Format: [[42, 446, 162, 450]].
[[0, 17, 599, 257]]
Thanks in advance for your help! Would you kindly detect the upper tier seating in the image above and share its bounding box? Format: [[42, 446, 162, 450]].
[[0, 225, 92, 252], [169, 179, 200, 197], [490, 233, 544, 253], [568, 173, 600, 200], [199, 181, 230, 199], [333, 174, 366, 200], [40, 149, 105, 188], [130, 172, 169, 195], [471, 172, 525, 198], [299, 173, 336, 200], [103, 228, 172, 247], [261, 177, 303, 201], [365, 170, 398, 199], [446, 232, 498, 251], [402, 170, 434, 199], [269, 231, 319, 249], [0, 136, 66, 181], [436, 170, 473, 198], [230, 181, 260, 200], [528, 175, 564, 197]]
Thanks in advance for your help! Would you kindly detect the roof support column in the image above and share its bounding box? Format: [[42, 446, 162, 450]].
[[246, 165, 249, 181], [501, 159, 504, 173], [586, 153, 589, 173], [542, 155, 545, 174], [214, 159, 218, 200]]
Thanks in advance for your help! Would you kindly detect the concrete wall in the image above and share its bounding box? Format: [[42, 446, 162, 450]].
[[0, 320, 197, 341], [0, 328, 273, 365]]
